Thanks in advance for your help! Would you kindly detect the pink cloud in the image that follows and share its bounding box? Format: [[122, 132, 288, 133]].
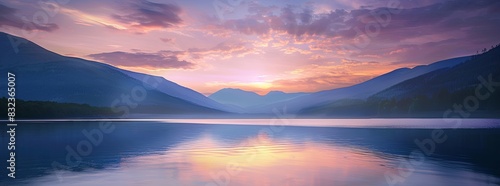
[[188, 41, 261, 60], [160, 38, 175, 43]]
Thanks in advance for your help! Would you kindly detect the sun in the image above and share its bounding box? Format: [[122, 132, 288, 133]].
[[251, 82, 272, 89]]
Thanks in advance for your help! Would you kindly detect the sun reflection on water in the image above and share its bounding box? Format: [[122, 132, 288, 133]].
[[116, 134, 390, 186]]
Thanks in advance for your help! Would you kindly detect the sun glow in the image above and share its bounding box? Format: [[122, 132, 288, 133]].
[[250, 81, 273, 89]]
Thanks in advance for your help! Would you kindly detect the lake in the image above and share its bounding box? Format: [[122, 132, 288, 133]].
[[1, 119, 500, 186]]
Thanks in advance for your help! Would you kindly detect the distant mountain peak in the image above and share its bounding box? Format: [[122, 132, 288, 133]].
[[211, 88, 259, 95], [221, 88, 248, 91], [265, 91, 285, 95]]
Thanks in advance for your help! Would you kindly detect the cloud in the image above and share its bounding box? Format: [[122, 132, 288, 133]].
[[111, 0, 182, 32], [281, 47, 312, 55], [88, 51, 194, 70], [212, 5, 353, 38], [60, 7, 128, 30], [0, 3, 58, 32], [59, 0, 183, 33], [214, 0, 499, 39], [160, 38, 175, 43], [353, 0, 500, 42], [88, 41, 261, 70], [188, 41, 261, 60], [205, 58, 392, 94], [266, 59, 391, 92], [345, 0, 500, 61], [207, 0, 500, 65]]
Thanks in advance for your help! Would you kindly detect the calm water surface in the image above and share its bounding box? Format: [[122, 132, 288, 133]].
[[1, 119, 500, 186]]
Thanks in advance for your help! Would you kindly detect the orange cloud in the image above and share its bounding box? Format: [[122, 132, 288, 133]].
[[281, 47, 312, 55]]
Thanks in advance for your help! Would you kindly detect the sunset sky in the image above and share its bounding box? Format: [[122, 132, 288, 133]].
[[1, 0, 499, 95]]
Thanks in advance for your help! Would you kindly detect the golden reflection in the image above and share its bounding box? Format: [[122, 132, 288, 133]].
[[120, 134, 391, 186]]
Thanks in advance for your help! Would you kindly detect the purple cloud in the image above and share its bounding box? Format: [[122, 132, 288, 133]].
[[0, 3, 58, 32], [346, 0, 500, 64], [88, 51, 194, 70], [211, 0, 500, 65], [216, 0, 500, 39], [214, 5, 353, 37], [112, 0, 182, 30]]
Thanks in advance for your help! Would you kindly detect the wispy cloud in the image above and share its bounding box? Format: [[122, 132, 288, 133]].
[[267, 60, 387, 92], [60, 0, 183, 33], [88, 50, 194, 70], [188, 41, 262, 60], [60, 7, 128, 30]]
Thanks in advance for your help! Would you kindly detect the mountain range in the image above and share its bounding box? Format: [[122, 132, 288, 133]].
[[299, 46, 500, 117], [0, 32, 232, 115], [208, 88, 308, 108], [242, 56, 471, 114], [1, 31, 498, 118]]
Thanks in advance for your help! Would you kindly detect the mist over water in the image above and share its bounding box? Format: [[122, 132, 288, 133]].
[[2, 120, 500, 186]]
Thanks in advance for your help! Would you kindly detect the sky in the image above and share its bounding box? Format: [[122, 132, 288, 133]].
[[1, 0, 499, 95]]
